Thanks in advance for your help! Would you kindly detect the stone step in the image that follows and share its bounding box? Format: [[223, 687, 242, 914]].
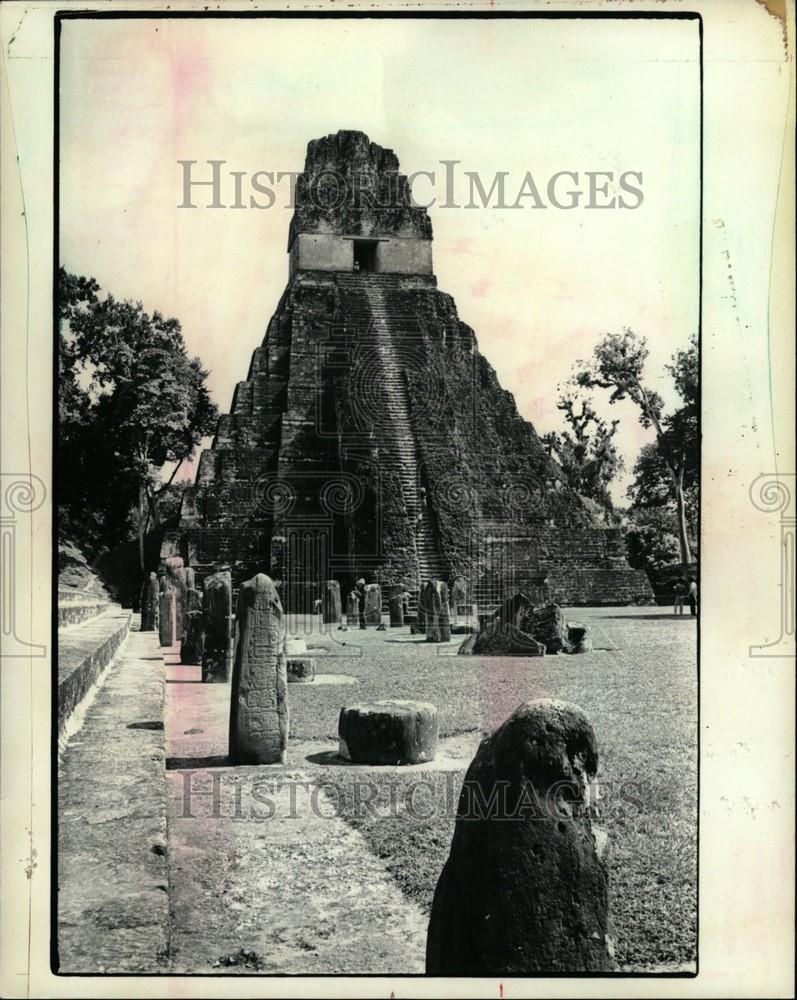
[[59, 586, 106, 604], [58, 601, 112, 628], [57, 606, 132, 736], [360, 280, 448, 579]]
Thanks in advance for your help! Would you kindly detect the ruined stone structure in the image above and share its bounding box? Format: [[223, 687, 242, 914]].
[[167, 130, 651, 609]]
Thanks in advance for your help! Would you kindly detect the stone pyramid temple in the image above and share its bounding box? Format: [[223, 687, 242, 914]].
[[166, 130, 651, 610]]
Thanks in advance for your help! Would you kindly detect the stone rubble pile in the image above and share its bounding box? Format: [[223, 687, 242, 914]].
[[458, 594, 592, 656]]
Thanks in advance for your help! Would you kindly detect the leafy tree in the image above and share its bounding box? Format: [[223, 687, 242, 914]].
[[574, 330, 698, 567], [58, 268, 218, 569], [621, 506, 697, 572], [542, 392, 623, 516], [627, 440, 698, 532]]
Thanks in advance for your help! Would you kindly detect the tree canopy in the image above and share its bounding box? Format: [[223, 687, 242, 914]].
[[58, 268, 218, 566], [542, 393, 623, 517], [574, 329, 698, 566]]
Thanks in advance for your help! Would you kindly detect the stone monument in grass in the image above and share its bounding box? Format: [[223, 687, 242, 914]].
[[165, 556, 187, 641], [202, 570, 233, 683], [158, 586, 176, 647], [140, 572, 159, 632], [323, 580, 341, 624], [424, 580, 451, 643], [228, 573, 288, 765], [363, 583, 382, 626], [388, 584, 404, 628], [426, 699, 614, 974], [180, 588, 204, 665]]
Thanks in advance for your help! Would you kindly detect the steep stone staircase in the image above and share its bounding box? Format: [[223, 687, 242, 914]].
[[336, 273, 450, 592]]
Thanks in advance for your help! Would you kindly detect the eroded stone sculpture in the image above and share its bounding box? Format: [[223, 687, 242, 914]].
[[228, 573, 288, 765]]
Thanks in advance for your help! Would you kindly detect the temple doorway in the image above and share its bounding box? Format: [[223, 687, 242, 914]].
[[353, 239, 378, 272]]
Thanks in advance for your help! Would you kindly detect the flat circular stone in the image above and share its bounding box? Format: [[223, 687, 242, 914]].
[[287, 657, 316, 683], [338, 699, 438, 765]]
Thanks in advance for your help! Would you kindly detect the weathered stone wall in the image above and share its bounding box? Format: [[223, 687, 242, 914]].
[[376, 237, 433, 275], [287, 130, 433, 247], [290, 233, 353, 275]]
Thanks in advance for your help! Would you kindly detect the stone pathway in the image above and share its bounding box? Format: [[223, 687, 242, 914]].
[[58, 625, 169, 973], [164, 655, 430, 973]]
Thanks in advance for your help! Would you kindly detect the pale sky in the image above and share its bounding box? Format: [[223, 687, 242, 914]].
[[59, 16, 700, 501]]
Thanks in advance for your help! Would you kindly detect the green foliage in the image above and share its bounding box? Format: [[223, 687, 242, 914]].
[[574, 330, 698, 565], [622, 507, 695, 572], [58, 268, 218, 561], [627, 442, 698, 526], [155, 478, 194, 527], [543, 392, 623, 515]]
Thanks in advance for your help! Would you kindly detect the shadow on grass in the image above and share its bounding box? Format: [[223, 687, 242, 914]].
[[166, 755, 229, 769], [602, 614, 696, 621], [305, 750, 352, 767]]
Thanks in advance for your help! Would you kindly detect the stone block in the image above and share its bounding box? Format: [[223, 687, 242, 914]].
[[338, 700, 438, 765], [287, 657, 316, 683]]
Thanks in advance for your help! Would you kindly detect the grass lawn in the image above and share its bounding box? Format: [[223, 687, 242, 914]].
[[288, 607, 697, 971]]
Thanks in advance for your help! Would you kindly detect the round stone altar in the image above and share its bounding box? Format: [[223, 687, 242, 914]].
[[338, 699, 438, 765]]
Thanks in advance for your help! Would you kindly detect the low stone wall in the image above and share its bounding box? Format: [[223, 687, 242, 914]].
[[58, 601, 111, 628], [57, 607, 132, 735], [544, 565, 654, 607]]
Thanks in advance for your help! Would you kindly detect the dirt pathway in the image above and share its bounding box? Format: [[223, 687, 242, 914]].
[[164, 655, 430, 974]]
